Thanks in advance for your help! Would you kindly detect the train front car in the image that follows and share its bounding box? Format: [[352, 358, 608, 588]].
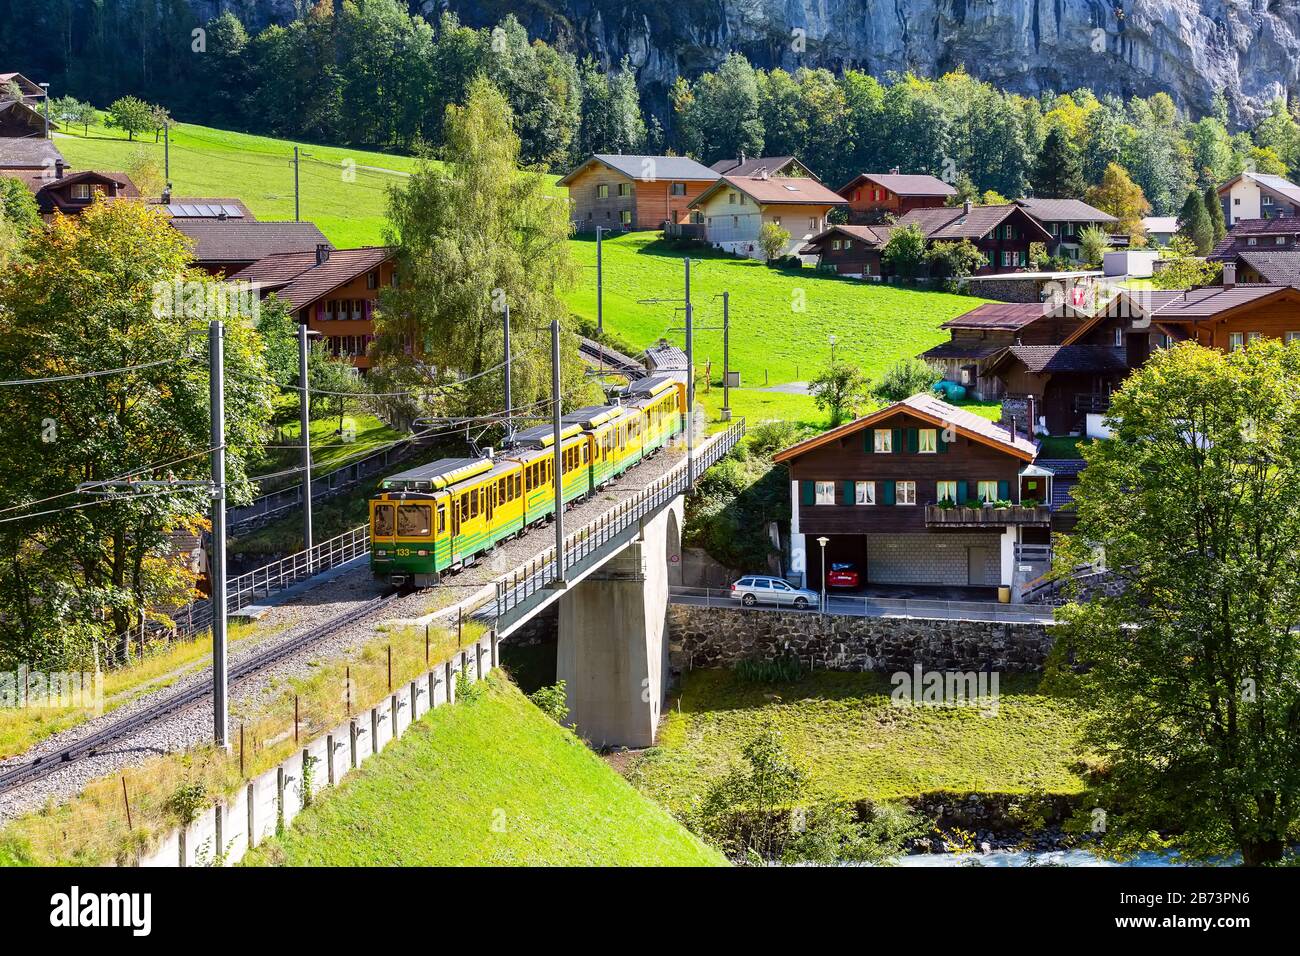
[[369, 457, 491, 587]]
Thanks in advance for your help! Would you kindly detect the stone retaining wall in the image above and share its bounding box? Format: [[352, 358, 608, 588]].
[[667, 604, 1054, 673]]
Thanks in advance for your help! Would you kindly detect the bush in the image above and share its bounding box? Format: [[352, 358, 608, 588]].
[[734, 655, 803, 684], [746, 420, 805, 458], [528, 681, 569, 724], [872, 358, 942, 403]]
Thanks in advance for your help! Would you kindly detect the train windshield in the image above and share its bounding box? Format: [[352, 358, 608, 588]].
[[397, 503, 432, 537], [373, 504, 395, 537]]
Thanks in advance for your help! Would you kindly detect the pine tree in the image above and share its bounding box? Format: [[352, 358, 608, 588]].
[[1204, 184, 1227, 245], [1031, 126, 1086, 198], [1177, 189, 1213, 255]]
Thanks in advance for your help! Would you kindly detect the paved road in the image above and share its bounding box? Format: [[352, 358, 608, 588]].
[[669, 591, 1057, 624]]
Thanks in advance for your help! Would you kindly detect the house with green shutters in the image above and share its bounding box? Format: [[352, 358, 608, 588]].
[[773, 393, 1056, 595]]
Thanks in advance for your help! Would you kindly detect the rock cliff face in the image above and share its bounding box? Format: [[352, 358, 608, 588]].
[[198, 0, 1300, 123]]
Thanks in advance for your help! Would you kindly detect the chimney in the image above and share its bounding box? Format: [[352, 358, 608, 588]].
[[316, 243, 331, 266], [889, 166, 900, 175], [161, 183, 171, 204], [963, 200, 972, 215], [1222, 261, 1236, 288]]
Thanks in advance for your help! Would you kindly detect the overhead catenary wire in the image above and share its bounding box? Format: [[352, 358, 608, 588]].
[[0, 355, 196, 387], [0, 487, 199, 525]]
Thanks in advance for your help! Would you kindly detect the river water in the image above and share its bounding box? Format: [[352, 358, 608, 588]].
[[894, 849, 1204, 867]]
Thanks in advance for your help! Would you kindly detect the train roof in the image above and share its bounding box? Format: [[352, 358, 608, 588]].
[[379, 457, 491, 492], [562, 404, 626, 429], [623, 373, 680, 399], [508, 422, 585, 449]]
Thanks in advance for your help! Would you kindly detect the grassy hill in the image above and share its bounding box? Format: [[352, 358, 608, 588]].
[[55, 120, 419, 247], [565, 232, 992, 426], [245, 674, 725, 866], [627, 670, 1088, 815]]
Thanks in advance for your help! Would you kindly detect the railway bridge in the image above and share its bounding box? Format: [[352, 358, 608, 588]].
[[473, 420, 741, 747]]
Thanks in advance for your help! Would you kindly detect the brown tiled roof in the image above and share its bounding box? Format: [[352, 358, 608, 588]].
[[557, 154, 719, 186], [838, 172, 957, 198], [34, 170, 139, 213], [799, 223, 890, 253], [1151, 284, 1300, 320], [774, 391, 1037, 463], [1003, 345, 1129, 374], [1016, 197, 1116, 224], [1208, 216, 1300, 258], [693, 174, 846, 208], [920, 341, 1007, 361], [941, 302, 1046, 330], [270, 247, 393, 311], [234, 251, 321, 289], [171, 219, 330, 267], [1236, 251, 1300, 286], [710, 156, 813, 180], [897, 204, 1052, 242]]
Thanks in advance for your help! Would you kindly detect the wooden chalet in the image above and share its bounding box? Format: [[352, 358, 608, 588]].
[[557, 154, 719, 232]]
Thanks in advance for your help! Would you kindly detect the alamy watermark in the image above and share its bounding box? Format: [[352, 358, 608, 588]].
[[1, 666, 105, 713], [890, 664, 1000, 716], [152, 279, 260, 322]]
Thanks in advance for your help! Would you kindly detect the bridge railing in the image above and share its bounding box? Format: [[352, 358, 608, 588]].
[[107, 525, 373, 663], [491, 419, 747, 620], [667, 584, 1058, 624]]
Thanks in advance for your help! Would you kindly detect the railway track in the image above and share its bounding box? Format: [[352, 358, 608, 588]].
[[578, 336, 645, 379], [0, 587, 409, 795]]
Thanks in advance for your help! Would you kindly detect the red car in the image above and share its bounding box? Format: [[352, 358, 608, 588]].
[[827, 562, 859, 589]]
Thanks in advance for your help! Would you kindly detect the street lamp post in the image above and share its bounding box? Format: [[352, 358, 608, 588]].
[[828, 334, 837, 365], [816, 536, 829, 613]]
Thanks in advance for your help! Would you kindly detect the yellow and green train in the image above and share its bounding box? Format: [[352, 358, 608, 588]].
[[369, 374, 686, 586]]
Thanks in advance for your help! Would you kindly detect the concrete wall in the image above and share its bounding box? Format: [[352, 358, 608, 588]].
[[133, 630, 497, 867], [667, 603, 1053, 673]]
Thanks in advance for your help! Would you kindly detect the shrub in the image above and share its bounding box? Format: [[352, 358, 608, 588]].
[[872, 358, 941, 403], [528, 681, 569, 724], [734, 655, 803, 684]]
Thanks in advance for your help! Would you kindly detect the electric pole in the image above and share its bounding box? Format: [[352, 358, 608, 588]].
[[209, 320, 229, 750], [503, 302, 513, 441], [596, 225, 604, 334], [164, 123, 169, 181], [298, 323, 314, 556], [685, 258, 695, 489], [39, 83, 49, 138], [721, 291, 732, 422], [293, 146, 300, 222], [550, 319, 566, 587]]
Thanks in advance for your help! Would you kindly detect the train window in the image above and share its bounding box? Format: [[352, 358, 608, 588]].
[[396, 504, 431, 536], [499, 477, 507, 501], [470, 488, 479, 518], [515, 473, 522, 497], [373, 504, 394, 536], [437, 504, 446, 534], [460, 494, 469, 522]]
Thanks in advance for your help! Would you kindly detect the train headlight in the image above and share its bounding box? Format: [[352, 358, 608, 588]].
[[417, 549, 429, 556]]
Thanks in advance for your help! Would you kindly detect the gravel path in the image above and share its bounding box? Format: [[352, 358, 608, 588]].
[[0, 443, 691, 821]]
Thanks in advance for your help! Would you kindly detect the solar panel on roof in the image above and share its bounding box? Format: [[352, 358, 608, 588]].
[[221, 204, 244, 218]]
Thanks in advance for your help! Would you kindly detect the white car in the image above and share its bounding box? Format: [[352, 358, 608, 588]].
[[729, 575, 819, 610]]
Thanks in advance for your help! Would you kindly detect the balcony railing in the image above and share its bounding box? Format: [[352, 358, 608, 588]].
[[925, 503, 1052, 527], [1073, 393, 1111, 413]]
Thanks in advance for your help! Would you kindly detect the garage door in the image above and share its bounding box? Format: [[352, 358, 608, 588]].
[[865, 534, 1001, 586]]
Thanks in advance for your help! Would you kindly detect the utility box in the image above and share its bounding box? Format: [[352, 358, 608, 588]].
[[725, 371, 741, 388]]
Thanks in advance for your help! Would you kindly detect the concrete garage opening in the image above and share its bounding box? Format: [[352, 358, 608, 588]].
[[865, 533, 1001, 588]]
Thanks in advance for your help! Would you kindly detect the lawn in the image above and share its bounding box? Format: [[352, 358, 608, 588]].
[[626, 670, 1088, 816], [54, 119, 422, 247], [566, 232, 989, 398], [245, 675, 725, 866], [252, 412, 406, 493]]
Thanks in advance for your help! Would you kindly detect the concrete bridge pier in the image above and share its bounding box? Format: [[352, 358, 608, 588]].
[[556, 500, 682, 748]]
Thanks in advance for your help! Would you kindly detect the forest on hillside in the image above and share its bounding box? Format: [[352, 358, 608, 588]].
[[9, 1, 1300, 217]]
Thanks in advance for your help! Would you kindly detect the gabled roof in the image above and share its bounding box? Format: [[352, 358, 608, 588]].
[[941, 302, 1055, 331], [34, 169, 139, 213], [171, 219, 331, 268], [838, 172, 957, 199], [709, 156, 817, 181], [798, 223, 891, 253], [1208, 216, 1300, 258], [1153, 284, 1300, 321], [690, 173, 846, 209], [557, 154, 719, 186], [254, 247, 393, 311], [0, 98, 54, 132], [994, 345, 1129, 374], [0, 136, 63, 169], [1016, 197, 1117, 224], [896, 204, 1054, 243], [1236, 250, 1300, 286], [1218, 172, 1300, 207], [0, 73, 46, 98], [773, 392, 1037, 464]]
